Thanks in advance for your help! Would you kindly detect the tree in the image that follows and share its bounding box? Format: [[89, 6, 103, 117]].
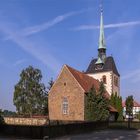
[[125, 95, 134, 128], [96, 82, 110, 121], [136, 111, 140, 121], [110, 93, 123, 121], [85, 82, 110, 121], [47, 78, 54, 92], [85, 86, 96, 120], [126, 95, 134, 117], [117, 96, 123, 121], [2, 110, 16, 117], [0, 109, 5, 124], [13, 66, 48, 116]]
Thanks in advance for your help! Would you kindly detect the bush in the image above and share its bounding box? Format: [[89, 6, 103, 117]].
[[0, 115, 5, 124]]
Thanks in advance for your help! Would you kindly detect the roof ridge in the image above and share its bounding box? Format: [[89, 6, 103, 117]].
[[65, 64, 99, 82], [65, 65, 110, 99]]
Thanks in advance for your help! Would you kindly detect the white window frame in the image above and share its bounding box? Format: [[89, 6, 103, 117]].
[[62, 97, 68, 115]]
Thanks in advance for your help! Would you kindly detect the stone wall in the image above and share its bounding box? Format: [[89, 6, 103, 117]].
[[4, 117, 48, 126]]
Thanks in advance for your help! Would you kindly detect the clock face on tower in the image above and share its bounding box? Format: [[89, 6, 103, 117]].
[[95, 64, 103, 70]]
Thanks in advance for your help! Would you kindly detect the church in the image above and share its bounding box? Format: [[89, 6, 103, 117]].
[[86, 10, 120, 96], [48, 8, 119, 121]]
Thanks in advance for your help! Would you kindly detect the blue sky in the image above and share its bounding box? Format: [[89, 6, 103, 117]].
[[0, 0, 140, 111]]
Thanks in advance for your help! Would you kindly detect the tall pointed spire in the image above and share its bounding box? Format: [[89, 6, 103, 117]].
[[96, 1, 106, 66], [98, 4, 106, 49]]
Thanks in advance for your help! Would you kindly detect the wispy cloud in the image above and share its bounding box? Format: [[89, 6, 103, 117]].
[[13, 59, 26, 66], [4, 9, 91, 40], [22, 8, 91, 36], [74, 20, 140, 31], [9, 31, 61, 73], [1, 9, 90, 73], [0, 23, 62, 74], [107, 26, 140, 83], [122, 69, 140, 83], [122, 69, 140, 80]]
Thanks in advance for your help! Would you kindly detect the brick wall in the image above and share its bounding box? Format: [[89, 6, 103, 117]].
[[49, 65, 85, 121]]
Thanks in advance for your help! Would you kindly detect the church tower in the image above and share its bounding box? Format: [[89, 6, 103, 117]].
[[86, 5, 120, 96]]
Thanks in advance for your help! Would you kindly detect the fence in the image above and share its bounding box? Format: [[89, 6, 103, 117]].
[[109, 121, 140, 129], [0, 121, 108, 139]]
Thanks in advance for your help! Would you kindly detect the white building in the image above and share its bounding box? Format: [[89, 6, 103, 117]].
[[122, 101, 140, 118]]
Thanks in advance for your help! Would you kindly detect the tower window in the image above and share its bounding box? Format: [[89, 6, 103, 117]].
[[62, 97, 68, 115], [102, 75, 106, 84], [114, 76, 118, 87]]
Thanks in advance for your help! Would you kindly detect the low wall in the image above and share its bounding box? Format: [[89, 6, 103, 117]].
[[4, 117, 48, 126], [109, 121, 140, 129], [0, 121, 108, 139]]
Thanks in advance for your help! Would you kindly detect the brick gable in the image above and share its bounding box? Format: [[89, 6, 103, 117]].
[[48, 65, 85, 121]]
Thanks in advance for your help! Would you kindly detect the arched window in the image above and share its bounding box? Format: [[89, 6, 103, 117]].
[[62, 97, 68, 115], [102, 75, 107, 84]]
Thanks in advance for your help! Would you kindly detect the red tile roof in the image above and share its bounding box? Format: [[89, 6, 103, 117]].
[[65, 65, 110, 99], [122, 100, 140, 107], [64, 65, 117, 112]]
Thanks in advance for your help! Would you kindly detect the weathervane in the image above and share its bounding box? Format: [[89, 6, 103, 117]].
[[99, 0, 103, 13]]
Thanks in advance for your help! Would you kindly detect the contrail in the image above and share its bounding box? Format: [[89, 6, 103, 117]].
[[74, 21, 140, 30]]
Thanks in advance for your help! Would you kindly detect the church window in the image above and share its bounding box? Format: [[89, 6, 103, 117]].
[[114, 76, 118, 87], [102, 75, 106, 84], [62, 97, 68, 115]]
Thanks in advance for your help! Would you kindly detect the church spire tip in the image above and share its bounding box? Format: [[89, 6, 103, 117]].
[[96, 0, 106, 65]]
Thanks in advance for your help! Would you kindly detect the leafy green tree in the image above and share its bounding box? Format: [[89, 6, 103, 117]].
[[85, 86, 96, 120], [13, 66, 48, 116], [96, 82, 110, 121], [0, 109, 5, 124], [126, 95, 134, 117], [136, 111, 140, 121], [125, 95, 134, 128], [85, 82, 110, 121], [110, 93, 115, 108], [47, 78, 54, 92], [42, 78, 54, 115], [110, 93, 123, 121], [2, 110, 17, 117], [117, 96, 123, 121]]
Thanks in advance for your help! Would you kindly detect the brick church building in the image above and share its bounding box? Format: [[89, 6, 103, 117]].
[[48, 8, 119, 121]]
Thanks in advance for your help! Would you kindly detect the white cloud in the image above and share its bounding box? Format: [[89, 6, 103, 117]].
[[74, 21, 140, 31]]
